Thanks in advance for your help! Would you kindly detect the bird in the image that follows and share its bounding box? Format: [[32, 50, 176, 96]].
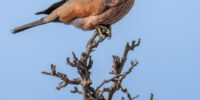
[[12, 0, 135, 37]]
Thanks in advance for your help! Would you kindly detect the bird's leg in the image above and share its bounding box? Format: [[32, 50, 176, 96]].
[[96, 25, 104, 38], [95, 25, 112, 39], [105, 25, 112, 39]]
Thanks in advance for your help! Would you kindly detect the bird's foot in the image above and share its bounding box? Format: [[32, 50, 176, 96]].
[[96, 25, 104, 38], [96, 25, 112, 39]]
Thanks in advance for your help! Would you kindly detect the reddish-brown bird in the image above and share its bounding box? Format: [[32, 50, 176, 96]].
[[12, 0, 135, 36]]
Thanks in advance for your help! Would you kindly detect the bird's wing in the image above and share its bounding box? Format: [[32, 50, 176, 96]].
[[105, 0, 120, 7], [35, 0, 68, 15], [99, 0, 119, 15]]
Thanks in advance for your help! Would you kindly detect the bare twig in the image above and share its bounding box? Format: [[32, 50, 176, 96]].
[[111, 39, 140, 75], [121, 87, 139, 100], [42, 64, 81, 90], [105, 39, 140, 100], [96, 75, 121, 91], [71, 87, 82, 94], [96, 60, 138, 91], [132, 95, 140, 100], [150, 93, 154, 100]]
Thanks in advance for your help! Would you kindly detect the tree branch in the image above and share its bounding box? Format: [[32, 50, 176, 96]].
[[42, 30, 145, 100], [42, 64, 81, 90]]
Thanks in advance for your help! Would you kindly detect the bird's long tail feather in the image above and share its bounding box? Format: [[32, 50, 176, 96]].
[[12, 17, 47, 34]]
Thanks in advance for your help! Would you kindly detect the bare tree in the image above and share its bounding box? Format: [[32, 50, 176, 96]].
[[42, 31, 153, 100]]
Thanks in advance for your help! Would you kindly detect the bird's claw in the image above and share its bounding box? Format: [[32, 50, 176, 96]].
[[96, 26, 104, 38], [96, 25, 112, 39]]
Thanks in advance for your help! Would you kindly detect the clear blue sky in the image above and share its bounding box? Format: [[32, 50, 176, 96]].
[[0, 0, 200, 100]]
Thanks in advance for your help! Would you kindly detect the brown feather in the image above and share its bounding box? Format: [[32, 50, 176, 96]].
[[12, 18, 47, 33], [44, 0, 107, 23], [77, 0, 135, 30]]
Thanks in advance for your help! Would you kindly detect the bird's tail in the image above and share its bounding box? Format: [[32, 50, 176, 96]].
[[12, 17, 48, 34]]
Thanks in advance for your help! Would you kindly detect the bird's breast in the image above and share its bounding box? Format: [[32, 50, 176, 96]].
[[56, 0, 107, 24]]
